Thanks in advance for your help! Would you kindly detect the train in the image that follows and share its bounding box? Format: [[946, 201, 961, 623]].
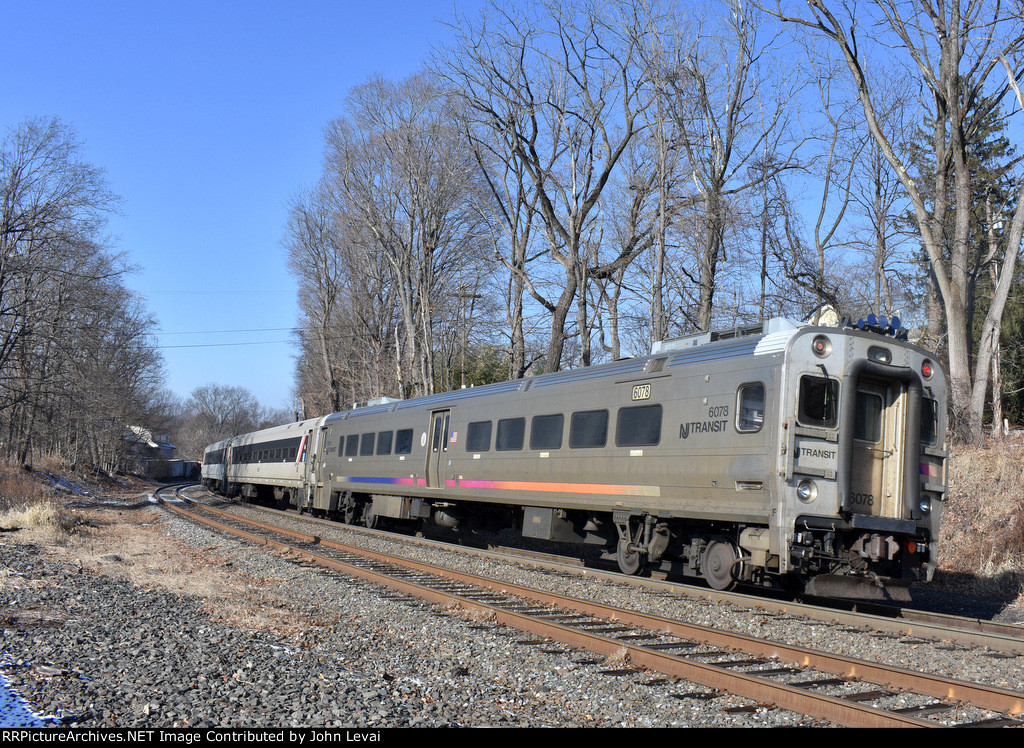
[[202, 315, 948, 599]]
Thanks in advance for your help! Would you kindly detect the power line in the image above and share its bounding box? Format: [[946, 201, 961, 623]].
[[157, 327, 296, 336], [159, 339, 295, 350]]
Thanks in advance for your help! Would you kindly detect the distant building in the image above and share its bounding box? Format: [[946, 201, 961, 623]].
[[126, 426, 176, 461], [125, 427, 197, 480], [804, 304, 839, 326]]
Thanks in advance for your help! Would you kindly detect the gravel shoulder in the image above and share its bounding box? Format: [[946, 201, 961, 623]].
[[1, 487, 1023, 728]]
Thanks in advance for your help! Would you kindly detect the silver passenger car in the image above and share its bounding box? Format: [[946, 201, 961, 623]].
[[205, 317, 947, 596]]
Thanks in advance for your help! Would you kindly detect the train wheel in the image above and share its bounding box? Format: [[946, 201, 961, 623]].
[[702, 539, 738, 590], [362, 503, 381, 530], [616, 537, 645, 575]]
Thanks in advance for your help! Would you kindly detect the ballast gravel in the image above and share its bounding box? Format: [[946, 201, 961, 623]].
[[2, 492, 1023, 729]]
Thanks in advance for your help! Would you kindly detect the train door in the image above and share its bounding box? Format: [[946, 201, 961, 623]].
[[299, 429, 314, 509], [426, 409, 450, 489], [850, 380, 904, 519], [313, 425, 330, 506], [224, 442, 234, 495]]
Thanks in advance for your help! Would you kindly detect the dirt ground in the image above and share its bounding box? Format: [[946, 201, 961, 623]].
[[0, 477, 316, 641]]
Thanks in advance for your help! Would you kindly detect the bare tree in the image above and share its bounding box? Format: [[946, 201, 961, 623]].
[[0, 117, 168, 470], [771, 0, 1024, 442], [659, 0, 805, 331], [176, 384, 284, 460], [0, 118, 119, 409], [437, 0, 659, 372], [284, 186, 350, 414], [320, 73, 488, 396]]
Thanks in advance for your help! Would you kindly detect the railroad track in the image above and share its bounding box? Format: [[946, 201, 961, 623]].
[[192, 487, 1024, 656], [157, 485, 1024, 728]]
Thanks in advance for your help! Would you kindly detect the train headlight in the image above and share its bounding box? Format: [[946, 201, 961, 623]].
[[811, 335, 832, 358], [918, 497, 931, 515], [868, 346, 891, 364], [796, 479, 818, 502]]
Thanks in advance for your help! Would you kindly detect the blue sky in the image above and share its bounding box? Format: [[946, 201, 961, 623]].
[[0, 0, 471, 411]]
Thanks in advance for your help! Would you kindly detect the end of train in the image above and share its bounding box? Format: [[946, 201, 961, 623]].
[[201, 313, 948, 601]]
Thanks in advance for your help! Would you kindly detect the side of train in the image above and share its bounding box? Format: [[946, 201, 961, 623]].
[[202, 317, 948, 596]]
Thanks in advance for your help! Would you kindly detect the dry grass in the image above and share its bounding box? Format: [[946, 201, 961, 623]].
[[0, 464, 81, 545], [940, 441, 1024, 599], [0, 464, 52, 513], [0, 501, 70, 543]]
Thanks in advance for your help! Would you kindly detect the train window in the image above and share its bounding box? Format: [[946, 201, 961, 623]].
[[360, 433, 375, 456], [431, 416, 449, 453], [288, 447, 296, 460], [798, 376, 838, 428], [854, 391, 883, 442], [921, 398, 938, 445], [496, 417, 526, 451], [616, 404, 662, 446], [395, 429, 413, 454], [466, 421, 492, 452], [736, 384, 765, 432], [344, 434, 359, 457], [570, 409, 608, 448], [376, 431, 393, 455], [530, 414, 564, 450]]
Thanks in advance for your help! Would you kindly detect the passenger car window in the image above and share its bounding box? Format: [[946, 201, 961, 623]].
[[496, 417, 525, 451], [360, 432, 375, 456], [798, 376, 838, 428], [345, 434, 359, 457], [736, 383, 765, 433], [376, 431, 393, 455], [466, 421, 492, 452], [395, 429, 413, 455], [530, 414, 564, 450], [570, 409, 608, 448], [615, 405, 661, 446]]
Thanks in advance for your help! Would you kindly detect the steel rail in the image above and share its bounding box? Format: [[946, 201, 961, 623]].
[[215, 490, 1024, 655], [159, 490, 1024, 727]]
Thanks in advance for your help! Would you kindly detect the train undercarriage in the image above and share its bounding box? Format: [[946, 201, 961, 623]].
[[216, 479, 925, 601]]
